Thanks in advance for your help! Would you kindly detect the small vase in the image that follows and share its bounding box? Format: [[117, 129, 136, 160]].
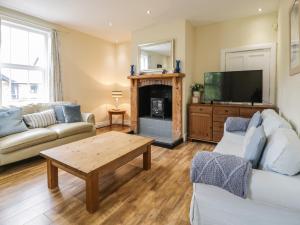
[[174, 60, 181, 73], [130, 65, 135, 76]]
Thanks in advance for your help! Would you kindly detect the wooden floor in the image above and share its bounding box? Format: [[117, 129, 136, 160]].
[[0, 126, 215, 225]]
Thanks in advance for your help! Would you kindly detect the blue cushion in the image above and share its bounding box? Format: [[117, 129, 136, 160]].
[[243, 126, 267, 168], [247, 111, 262, 131], [62, 105, 82, 123], [225, 117, 250, 132], [0, 108, 28, 137], [53, 105, 66, 123]]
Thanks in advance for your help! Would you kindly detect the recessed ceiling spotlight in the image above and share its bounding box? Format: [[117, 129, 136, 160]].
[[147, 10, 151, 15], [258, 8, 262, 12], [108, 22, 113, 27]]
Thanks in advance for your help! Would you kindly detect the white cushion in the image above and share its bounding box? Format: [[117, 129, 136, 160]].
[[259, 128, 300, 175], [214, 135, 244, 157], [23, 109, 57, 128], [261, 109, 277, 120], [262, 114, 292, 137]]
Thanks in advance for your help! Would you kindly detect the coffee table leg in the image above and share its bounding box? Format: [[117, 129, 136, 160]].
[[47, 159, 58, 189], [86, 172, 99, 213], [143, 145, 151, 170]]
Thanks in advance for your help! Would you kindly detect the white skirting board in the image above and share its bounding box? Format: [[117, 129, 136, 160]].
[[95, 120, 131, 128]]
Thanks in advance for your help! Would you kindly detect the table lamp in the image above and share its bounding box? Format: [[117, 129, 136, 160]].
[[112, 91, 123, 110]]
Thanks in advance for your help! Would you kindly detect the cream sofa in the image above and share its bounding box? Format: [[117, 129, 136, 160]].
[[190, 109, 300, 225], [0, 103, 96, 166]]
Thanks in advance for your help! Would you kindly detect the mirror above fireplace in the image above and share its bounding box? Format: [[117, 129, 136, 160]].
[[138, 40, 174, 73]]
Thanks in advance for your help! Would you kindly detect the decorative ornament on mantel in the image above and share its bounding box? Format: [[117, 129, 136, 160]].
[[174, 60, 181, 73], [130, 65, 135, 76]]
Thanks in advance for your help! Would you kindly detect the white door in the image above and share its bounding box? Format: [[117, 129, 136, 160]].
[[225, 48, 273, 103]]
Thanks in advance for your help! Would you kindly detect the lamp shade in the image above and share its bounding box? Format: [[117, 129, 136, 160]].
[[112, 91, 123, 98]]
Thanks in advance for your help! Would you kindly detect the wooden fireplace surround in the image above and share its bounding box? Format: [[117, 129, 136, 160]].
[[128, 73, 185, 140]]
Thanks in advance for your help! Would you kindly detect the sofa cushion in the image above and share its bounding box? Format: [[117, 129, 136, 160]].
[[53, 105, 66, 123], [47, 122, 93, 138], [262, 114, 292, 137], [261, 109, 277, 120], [0, 107, 28, 138], [62, 105, 82, 123], [214, 134, 244, 157], [247, 111, 262, 131], [225, 117, 250, 132], [259, 128, 300, 175], [0, 128, 58, 154], [23, 109, 57, 128], [243, 126, 266, 169]]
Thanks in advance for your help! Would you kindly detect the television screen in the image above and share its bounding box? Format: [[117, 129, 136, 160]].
[[204, 70, 263, 103]]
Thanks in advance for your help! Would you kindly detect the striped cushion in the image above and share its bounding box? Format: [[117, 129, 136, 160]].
[[23, 109, 57, 128]]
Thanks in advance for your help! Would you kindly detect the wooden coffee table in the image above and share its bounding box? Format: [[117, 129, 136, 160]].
[[40, 131, 154, 213]]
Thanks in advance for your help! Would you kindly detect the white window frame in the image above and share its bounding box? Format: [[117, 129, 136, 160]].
[[0, 16, 51, 105]]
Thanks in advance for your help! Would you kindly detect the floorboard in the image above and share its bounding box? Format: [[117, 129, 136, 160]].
[[0, 126, 215, 225]]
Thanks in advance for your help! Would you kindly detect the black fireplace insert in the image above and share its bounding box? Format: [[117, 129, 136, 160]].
[[139, 85, 172, 119]]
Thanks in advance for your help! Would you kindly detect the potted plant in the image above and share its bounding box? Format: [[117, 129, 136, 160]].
[[191, 83, 204, 97], [191, 83, 204, 103]]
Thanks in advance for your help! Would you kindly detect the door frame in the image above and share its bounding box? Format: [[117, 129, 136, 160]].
[[220, 43, 277, 104]]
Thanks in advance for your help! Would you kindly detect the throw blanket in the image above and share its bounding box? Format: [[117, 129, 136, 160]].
[[190, 151, 252, 198]]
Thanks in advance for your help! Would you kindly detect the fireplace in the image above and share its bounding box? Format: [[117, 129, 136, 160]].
[[128, 73, 184, 148], [138, 84, 172, 120]]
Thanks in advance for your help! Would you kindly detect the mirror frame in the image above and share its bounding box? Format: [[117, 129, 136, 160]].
[[137, 39, 174, 73]]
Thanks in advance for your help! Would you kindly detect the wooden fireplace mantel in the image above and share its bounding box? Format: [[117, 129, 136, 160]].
[[128, 73, 185, 141], [127, 73, 185, 80]]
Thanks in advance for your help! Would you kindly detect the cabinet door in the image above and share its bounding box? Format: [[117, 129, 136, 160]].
[[189, 112, 212, 141]]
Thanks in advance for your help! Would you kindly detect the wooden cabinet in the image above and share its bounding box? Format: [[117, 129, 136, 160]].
[[188, 103, 276, 143], [189, 112, 212, 141]]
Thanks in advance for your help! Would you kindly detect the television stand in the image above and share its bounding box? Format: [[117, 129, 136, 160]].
[[188, 103, 276, 143]]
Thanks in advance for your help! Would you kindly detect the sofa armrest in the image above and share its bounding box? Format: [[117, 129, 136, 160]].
[[81, 113, 95, 125]]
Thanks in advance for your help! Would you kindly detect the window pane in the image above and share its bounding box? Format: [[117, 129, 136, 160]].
[[1, 68, 46, 104], [11, 27, 29, 65], [1, 25, 11, 63], [29, 32, 46, 67], [11, 69, 28, 83]]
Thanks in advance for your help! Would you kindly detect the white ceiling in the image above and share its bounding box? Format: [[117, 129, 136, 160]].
[[0, 0, 279, 43]]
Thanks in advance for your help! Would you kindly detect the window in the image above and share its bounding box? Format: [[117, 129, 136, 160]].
[[0, 19, 51, 105]]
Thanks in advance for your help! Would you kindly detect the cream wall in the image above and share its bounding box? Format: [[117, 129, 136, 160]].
[[59, 32, 130, 125], [0, 7, 131, 126], [194, 12, 278, 83], [277, 0, 300, 134]]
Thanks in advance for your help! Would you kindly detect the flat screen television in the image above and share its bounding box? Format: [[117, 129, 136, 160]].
[[204, 70, 263, 103]]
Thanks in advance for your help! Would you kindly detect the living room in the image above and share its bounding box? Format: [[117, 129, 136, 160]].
[[0, 0, 300, 224]]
